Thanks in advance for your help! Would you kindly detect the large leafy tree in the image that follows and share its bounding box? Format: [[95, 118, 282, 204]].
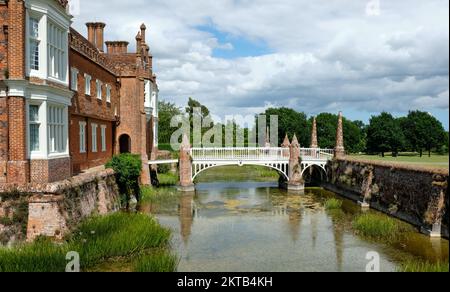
[[314, 113, 366, 153], [158, 100, 181, 144], [264, 108, 309, 146], [402, 111, 447, 157], [366, 112, 405, 157]]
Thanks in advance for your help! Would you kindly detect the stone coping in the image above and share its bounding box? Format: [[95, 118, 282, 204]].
[[336, 157, 449, 176], [0, 168, 115, 195]]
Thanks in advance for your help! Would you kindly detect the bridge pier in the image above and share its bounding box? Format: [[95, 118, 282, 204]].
[[178, 134, 195, 192], [287, 134, 305, 193]]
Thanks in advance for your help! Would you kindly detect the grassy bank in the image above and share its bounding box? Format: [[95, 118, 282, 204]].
[[0, 213, 177, 272], [349, 153, 449, 169], [324, 198, 343, 210], [158, 172, 178, 187]]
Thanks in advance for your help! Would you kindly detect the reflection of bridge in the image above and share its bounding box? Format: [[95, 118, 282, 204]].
[[149, 112, 346, 193], [190, 147, 334, 180]]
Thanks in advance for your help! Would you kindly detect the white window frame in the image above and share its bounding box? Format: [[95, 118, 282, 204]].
[[71, 67, 78, 91], [28, 104, 41, 153], [91, 123, 98, 153], [96, 80, 102, 100], [106, 84, 111, 103], [101, 125, 107, 152], [85, 74, 91, 96], [26, 12, 45, 78], [47, 20, 67, 83], [48, 105, 66, 154], [79, 121, 86, 153]]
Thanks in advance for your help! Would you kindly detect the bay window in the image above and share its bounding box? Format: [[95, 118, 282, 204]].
[[29, 17, 40, 71], [29, 105, 40, 151], [48, 105, 65, 153], [47, 21, 67, 81]]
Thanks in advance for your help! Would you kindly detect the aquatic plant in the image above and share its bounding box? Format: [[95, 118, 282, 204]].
[[324, 198, 343, 210], [134, 250, 179, 272], [0, 213, 174, 272], [399, 260, 449, 272], [158, 172, 179, 186], [352, 213, 413, 240], [140, 186, 180, 204]]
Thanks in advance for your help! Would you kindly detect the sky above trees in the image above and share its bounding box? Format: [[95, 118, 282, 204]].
[[72, 0, 449, 129]]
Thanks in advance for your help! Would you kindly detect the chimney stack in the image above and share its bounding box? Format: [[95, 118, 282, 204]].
[[86, 22, 106, 52], [105, 41, 129, 54]]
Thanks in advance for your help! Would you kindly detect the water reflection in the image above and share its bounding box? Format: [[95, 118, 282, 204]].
[[146, 182, 448, 272]]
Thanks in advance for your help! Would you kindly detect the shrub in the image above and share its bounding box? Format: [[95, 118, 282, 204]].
[[157, 163, 171, 174], [106, 154, 142, 205], [324, 198, 343, 210]]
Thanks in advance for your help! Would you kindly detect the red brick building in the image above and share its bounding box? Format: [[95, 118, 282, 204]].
[[0, 0, 159, 185]]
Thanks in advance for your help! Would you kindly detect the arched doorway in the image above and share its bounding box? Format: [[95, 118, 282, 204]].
[[119, 134, 131, 153]]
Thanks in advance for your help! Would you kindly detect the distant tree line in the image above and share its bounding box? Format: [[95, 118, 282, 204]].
[[158, 98, 448, 156]]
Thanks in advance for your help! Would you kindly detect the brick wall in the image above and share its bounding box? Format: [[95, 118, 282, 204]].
[[69, 46, 119, 173], [30, 157, 71, 183], [7, 0, 24, 80], [7, 96, 28, 183]]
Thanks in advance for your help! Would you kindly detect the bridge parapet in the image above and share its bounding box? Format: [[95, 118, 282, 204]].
[[190, 147, 290, 162]]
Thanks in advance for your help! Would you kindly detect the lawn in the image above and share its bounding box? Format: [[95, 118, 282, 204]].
[[349, 153, 449, 169]]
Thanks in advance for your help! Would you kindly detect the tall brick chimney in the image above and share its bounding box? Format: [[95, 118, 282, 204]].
[[86, 22, 106, 52], [105, 41, 129, 54]]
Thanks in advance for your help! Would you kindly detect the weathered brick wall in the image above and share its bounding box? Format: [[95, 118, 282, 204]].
[[6, 0, 24, 80], [30, 157, 71, 183], [0, 2, 8, 78], [0, 168, 121, 243], [326, 158, 449, 238]]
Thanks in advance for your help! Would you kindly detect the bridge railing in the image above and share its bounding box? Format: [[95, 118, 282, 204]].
[[190, 147, 290, 161], [300, 148, 334, 161]]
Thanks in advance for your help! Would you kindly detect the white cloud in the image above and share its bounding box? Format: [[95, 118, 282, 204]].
[[72, 0, 449, 125]]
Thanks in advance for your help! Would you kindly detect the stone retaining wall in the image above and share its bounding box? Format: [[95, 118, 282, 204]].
[[325, 158, 448, 238], [0, 169, 120, 243]]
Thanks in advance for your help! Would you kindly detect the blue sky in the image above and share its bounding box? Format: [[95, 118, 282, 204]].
[[72, 0, 449, 130]]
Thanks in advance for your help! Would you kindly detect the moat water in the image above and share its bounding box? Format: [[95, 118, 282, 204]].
[[141, 181, 448, 272]]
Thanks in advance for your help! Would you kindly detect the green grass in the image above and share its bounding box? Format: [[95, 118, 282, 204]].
[[350, 153, 449, 169], [353, 213, 414, 241], [399, 260, 449, 272], [134, 250, 179, 272], [140, 186, 180, 204], [0, 213, 176, 272], [324, 198, 343, 210], [158, 172, 178, 186]]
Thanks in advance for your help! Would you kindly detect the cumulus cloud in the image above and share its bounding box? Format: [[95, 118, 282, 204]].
[[72, 0, 449, 125]]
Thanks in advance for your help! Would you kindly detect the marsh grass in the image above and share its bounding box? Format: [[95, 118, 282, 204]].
[[134, 249, 179, 272], [353, 213, 413, 241], [0, 238, 67, 272], [324, 198, 343, 210], [158, 172, 178, 186], [399, 260, 449, 272], [0, 213, 175, 272], [140, 186, 180, 204]]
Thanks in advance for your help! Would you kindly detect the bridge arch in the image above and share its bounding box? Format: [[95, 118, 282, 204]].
[[192, 162, 290, 181]]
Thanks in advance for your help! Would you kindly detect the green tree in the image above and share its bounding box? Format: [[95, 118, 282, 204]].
[[185, 97, 212, 145], [264, 107, 309, 146], [158, 101, 181, 144], [366, 113, 405, 157], [402, 111, 447, 157], [314, 113, 366, 153]]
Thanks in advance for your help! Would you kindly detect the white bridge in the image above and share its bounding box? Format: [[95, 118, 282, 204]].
[[189, 147, 334, 181]]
